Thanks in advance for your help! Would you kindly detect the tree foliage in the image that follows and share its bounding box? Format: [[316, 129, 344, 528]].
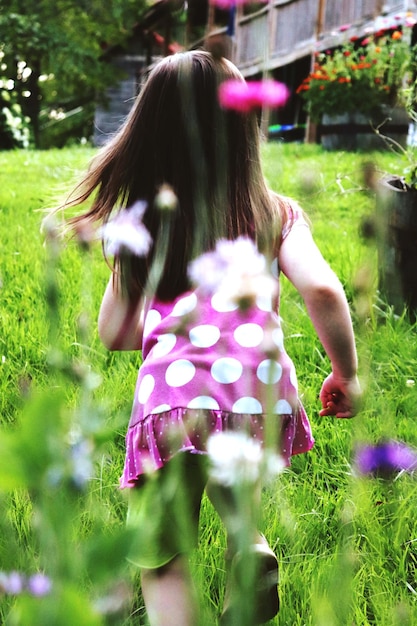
[[0, 0, 149, 147]]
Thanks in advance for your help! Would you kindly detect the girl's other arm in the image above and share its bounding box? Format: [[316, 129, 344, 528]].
[[278, 224, 361, 418], [98, 275, 144, 351]]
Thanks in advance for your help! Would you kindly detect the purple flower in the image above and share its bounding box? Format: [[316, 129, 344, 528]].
[[218, 79, 290, 112], [100, 201, 152, 257], [354, 440, 417, 478], [27, 573, 52, 597], [0, 571, 24, 595], [0, 571, 52, 597]]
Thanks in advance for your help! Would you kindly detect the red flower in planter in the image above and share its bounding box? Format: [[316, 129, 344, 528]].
[[296, 27, 415, 122]]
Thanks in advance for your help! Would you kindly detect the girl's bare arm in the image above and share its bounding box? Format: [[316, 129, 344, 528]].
[[278, 224, 361, 417], [98, 275, 144, 351]]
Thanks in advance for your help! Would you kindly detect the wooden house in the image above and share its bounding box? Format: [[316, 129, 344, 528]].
[[94, 0, 417, 145], [203, 0, 417, 140], [93, 0, 184, 146]]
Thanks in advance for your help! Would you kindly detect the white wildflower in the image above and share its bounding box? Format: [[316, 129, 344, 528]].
[[155, 184, 178, 211], [208, 432, 263, 486], [100, 201, 152, 257], [207, 431, 283, 487], [188, 237, 277, 309]]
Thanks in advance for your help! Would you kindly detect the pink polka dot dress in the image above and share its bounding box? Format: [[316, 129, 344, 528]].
[[121, 213, 314, 487]]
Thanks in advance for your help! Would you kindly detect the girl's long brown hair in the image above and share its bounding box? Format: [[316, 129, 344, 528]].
[[62, 50, 288, 300]]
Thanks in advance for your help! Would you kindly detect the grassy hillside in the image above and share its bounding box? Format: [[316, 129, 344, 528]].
[[1, 144, 417, 625]]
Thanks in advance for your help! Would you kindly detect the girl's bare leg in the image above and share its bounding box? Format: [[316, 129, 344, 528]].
[[206, 480, 279, 624], [140, 555, 198, 626]]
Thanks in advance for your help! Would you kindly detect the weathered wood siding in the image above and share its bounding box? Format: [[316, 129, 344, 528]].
[[209, 0, 414, 76], [271, 0, 319, 62], [236, 8, 269, 67], [322, 0, 378, 30]]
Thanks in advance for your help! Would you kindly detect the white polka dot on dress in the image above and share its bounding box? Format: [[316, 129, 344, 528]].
[[211, 357, 243, 384], [171, 293, 197, 317], [232, 397, 263, 414], [256, 293, 273, 312], [152, 333, 177, 358], [256, 359, 283, 384], [152, 404, 172, 413], [273, 399, 293, 414], [165, 359, 196, 387], [138, 374, 155, 404], [187, 396, 220, 410], [211, 292, 239, 313], [189, 324, 220, 348], [272, 327, 284, 351], [234, 323, 264, 347], [143, 309, 162, 337], [290, 364, 298, 389]]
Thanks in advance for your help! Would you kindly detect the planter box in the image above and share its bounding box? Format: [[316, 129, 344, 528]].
[[376, 175, 417, 317], [320, 107, 409, 151]]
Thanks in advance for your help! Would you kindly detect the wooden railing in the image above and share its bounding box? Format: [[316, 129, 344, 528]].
[[204, 0, 411, 76]]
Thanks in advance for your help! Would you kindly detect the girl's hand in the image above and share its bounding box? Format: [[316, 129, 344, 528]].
[[319, 373, 361, 419]]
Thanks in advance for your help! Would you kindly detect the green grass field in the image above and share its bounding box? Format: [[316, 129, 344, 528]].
[[1, 143, 417, 625]]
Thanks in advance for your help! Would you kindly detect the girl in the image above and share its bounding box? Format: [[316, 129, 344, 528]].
[[60, 51, 360, 625]]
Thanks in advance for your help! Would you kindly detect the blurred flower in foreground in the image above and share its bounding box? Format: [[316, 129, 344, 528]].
[[100, 201, 152, 257], [219, 79, 290, 112], [70, 437, 95, 489], [93, 580, 132, 616], [73, 220, 96, 251], [189, 237, 264, 292], [0, 571, 24, 595], [354, 440, 417, 478], [155, 184, 178, 212], [188, 237, 277, 310], [0, 571, 51, 596], [207, 432, 284, 487], [26, 573, 53, 597]]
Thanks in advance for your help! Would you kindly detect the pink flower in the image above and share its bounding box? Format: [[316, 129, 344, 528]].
[[218, 79, 290, 112], [339, 23, 351, 32]]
